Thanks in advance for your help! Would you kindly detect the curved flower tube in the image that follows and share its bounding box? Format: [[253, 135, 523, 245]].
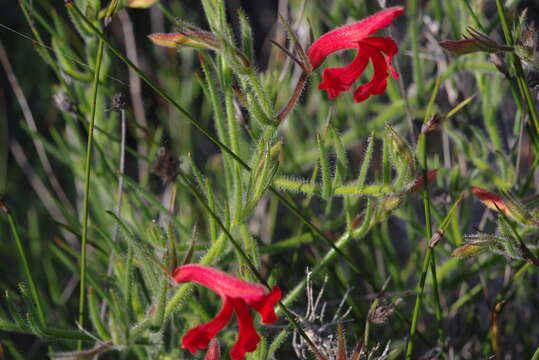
[[173, 265, 281, 360], [307, 7, 404, 102]]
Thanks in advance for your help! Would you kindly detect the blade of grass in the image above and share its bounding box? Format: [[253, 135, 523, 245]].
[[0, 200, 46, 326], [406, 78, 444, 359], [76, 2, 107, 349]]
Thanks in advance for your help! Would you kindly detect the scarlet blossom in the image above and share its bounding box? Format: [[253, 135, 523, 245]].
[[307, 7, 404, 103], [173, 264, 281, 360]]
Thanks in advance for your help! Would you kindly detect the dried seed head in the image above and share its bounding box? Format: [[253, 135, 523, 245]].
[[152, 147, 180, 185], [515, 10, 539, 70], [421, 113, 445, 133], [368, 298, 401, 324], [110, 92, 127, 112], [516, 25, 537, 65]]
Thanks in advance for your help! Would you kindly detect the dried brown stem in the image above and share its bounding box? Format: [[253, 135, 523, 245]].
[[277, 71, 309, 123], [118, 9, 149, 180]]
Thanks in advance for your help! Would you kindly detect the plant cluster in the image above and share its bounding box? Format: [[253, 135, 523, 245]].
[[2, 0, 539, 359]]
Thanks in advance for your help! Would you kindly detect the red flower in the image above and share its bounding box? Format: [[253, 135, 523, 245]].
[[307, 7, 404, 103], [173, 265, 281, 360]]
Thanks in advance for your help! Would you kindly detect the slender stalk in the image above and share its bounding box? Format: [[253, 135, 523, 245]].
[[101, 107, 127, 318], [77, 13, 106, 350], [422, 135, 444, 342], [406, 79, 444, 358], [112, 109, 126, 250], [1, 200, 46, 325], [461, 0, 486, 32], [118, 10, 148, 182], [409, 0, 425, 100], [277, 71, 308, 123], [405, 244, 434, 359], [495, 0, 539, 136]]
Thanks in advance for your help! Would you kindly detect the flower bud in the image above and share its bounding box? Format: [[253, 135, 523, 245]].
[[148, 32, 218, 50], [440, 27, 513, 55], [127, 0, 158, 8]]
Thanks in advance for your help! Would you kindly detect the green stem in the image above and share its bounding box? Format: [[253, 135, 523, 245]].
[[409, 0, 425, 100], [77, 14, 105, 350], [406, 78, 444, 357], [421, 134, 444, 341], [495, 0, 539, 136], [406, 246, 434, 359], [274, 177, 395, 197], [1, 201, 46, 325], [461, 0, 486, 32]]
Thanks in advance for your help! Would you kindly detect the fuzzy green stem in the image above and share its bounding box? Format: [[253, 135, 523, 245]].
[[274, 177, 395, 197], [277, 72, 308, 123]]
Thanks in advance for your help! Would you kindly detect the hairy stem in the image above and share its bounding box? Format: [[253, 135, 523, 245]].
[[277, 71, 308, 123]]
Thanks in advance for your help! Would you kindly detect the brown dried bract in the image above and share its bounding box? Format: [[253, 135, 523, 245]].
[[152, 147, 180, 184]]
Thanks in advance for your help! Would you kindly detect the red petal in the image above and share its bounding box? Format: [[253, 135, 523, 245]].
[[353, 48, 389, 102], [173, 265, 268, 301], [360, 36, 399, 78], [318, 45, 370, 99], [229, 299, 261, 360], [248, 286, 281, 324], [181, 298, 234, 354], [307, 7, 404, 69]]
